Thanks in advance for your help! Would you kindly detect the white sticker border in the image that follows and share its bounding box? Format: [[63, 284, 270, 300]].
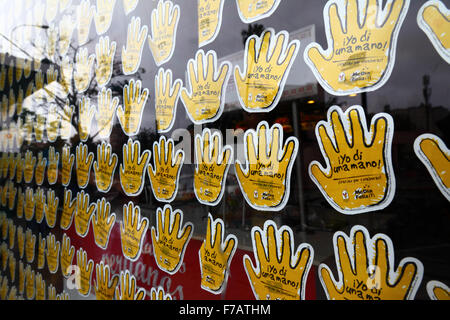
[[426, 280, 450, 300], [235, 0, 282, 24]]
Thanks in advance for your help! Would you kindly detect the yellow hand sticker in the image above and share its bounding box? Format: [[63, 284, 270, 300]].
[[7, 182, 16, 211], [121, 16, 148, 75], [198, 0, 224, 47], [76, 247, 94, 297], [427, 280, 450, 300], [235, 28, 299, 112], [93, 198, 116, 249], [94, 261, 119, 300], [148, 0, 180, 66], [94, 141, 118, 193], [46, 105, 61, 143], [57, 291, 70, 300], [0, 242, 7, 270], [8, 219, 16, 249], [120, 201, 148, 262], [23, 150, 36, 184], [48, 284, 57, 300], [19, 261, 25, 295], [309, 105, 395, 214], [24, 187, 36, 222], [243, 220, 313, 300], [77, 0, 95, 46], [59, 15, 75, 56], [35, 188, 46, 224], [123, 0, 139, 15], [8, 251, 16, 282], [76, 142, 94, 189], [1, 184, 8, 208], [74, 48, 95, 93], [181, 50, 231, 124], [57, 101, 73, 138], [119, 139, 150, 196], [75, 190, 96, 237], [47, 146, 59, 185], [199, 214, 237, 294], [25, 265, 35, 300], [304, 0, 410, 95], [25, 229, 36, 264], [35, 272, 46, 300], [8, 153, 16, 181], [94, 0, 116, 35], [194, 129, 232, 206], [418, 1, 450, 64], [236, 0, 281, 23], [96, 87, 119, 139], [35, 152, 47, 186], [16, 187, 24, 219], [46, 233, 60, 274], [235, 121, 298, 211], [150, 286, 172, 300], [148, 136, 184, 202], [61, 233, 75, 277], [61, 189, 77, 230], [37, 233, 46, 269], [17, 226, 25, 259], [115, 270, 146, 300], [320, 225, 423, 300], [151, 204, 193, 275], [78, 96, 96, 142], [154, 68, 182, 133], [117, 79, 149, 136], [95, 36, 116, 87], [62, 145, 75, 187], [44, 190, 59, 228], [414, 134, 450, 201]]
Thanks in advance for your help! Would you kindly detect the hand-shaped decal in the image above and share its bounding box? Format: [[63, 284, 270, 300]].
[[35, 152, 47, 186], [75, 190, 96, 238], [154, 68, 182, 133], [46, 105, 61, 143], [121, 16, 148, 75], [44, 189, 59, 228], [119, 139, 150, 196], [8, 219, 15, 249], [78, 96, 96, 142], [24, 229, 36, 266], [151, 204, 193, 275], [17, 226, 25, 259], [77, 0, 95, 46], [194, 128, 232, 206], [150, 286, 172, 300], [37, 232, 46, 269], [62, 145, 74, 187], [61, 189, 77, 230], [76, 247, 94, 297], [96, 87, 119, 139], [120, 201, 148, 261], [35, 272, 46, 300], [15, 154, 24, 184], [23, 150, 36, 184], [115, 269, 146, 300], [418, 1, 450, 64], [414, 134, 449, 201], [243, 220, 313, 300], [309, 105, 395, 214], [148, 0, 180, 66], [235, 121, 298, 211], [94, 261, 119, 300], [60, 102, 75, 140], [320, 225, 423, 300], [427, 280, 450, 300], [94, 0, 116, 35], [148, 136, 184, 202], [117, 79, 149, 136], [304, 0, 410, 95], [93, 198, 116, 249], [198, 0, 224, 47], [46, 233, 60, 274], [199, 213, 237, 294], [25, 265, 35, 300], [59, 15, 74, 56], [94, 141, 118, 193], [24, 187, 36, 222], [235, 28, 299, 112], [61, 233, 75, 278], [76, 142, 94, 189], [236, 0, 281, 23], [181, 50, 230, 124], [35, 188, 46, 224], [123, 0, 139, 15], [95, 36, 116, 87], [74, 48, 95, 93], [47, 146, 59, 185]]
